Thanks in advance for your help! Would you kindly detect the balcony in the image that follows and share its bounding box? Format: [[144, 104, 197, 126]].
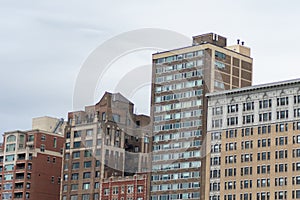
[[14, 192, 23, 199], [16, 163, 25, 171], [17, 154, 26, 161], [15, 173, 25, 180], [14, 183, 24, 191]]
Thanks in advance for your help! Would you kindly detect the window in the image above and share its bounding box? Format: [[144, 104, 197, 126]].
[[41, 135, 46, 141], [74, 131, 81, 138], [6, 135, 16, 142], [214, 81, 225, 89], [242, 128, 252, 137], [212, 106, 223, 115], [113, 186, 119, 195], [276, 163, 288, 172], [137, 185, 143, 193], [211, 132, 221, 140], [259, 99, 272, 109], [40, 144, 45, 152], [71, 173, 79, 180], [227, 117, 238, 126], [84, 150, 92, 157], [82, 194, 90, 200], [82, 183, 90, 190], [294, 108, 300, 117], [277, 97, 289, 106], [71, 184, 78, 191], [292, 190, 300, 199], [6, 144, 15, 152], [259, 112, 272, 122], [5, 155, 14, 162], [127, 185, 134, 193], [66, 132, 71, 139], [112, 114, 120, 123], [28, 135, 34, 142], [73, 141, 81, 148], [277, 110, 289, 119], [86, 129, 93, 137], [104, 188, 109, 195], [228, 104, 238, 113], [73, 151, 80, 158], [65, 153, 70, 160], [293, 135, 300, 144], [85, 140, 93, 147], [275, 177, 287, 186], [94, 193, 99, 200], [243, 115, 254, 124], [276, 123, 288, 132], [94, 182, 100, 189], [53, 138, 57, 148], [72, 163, 80, 170], [70, 195, 78, 200], [102, 112, 106, 121], [215, 51, 226, 59], [243, 102, 254, 111], [215, 61, 225, 69], [83, 172, 91, 179], [84, 161, 92, 168], [212, 119, 222, 128], [95, 171, 100, 178], [294, 95, 300, 104]]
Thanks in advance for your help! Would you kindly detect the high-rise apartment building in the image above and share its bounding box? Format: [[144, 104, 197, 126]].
[[61, 92, 151, 200], [206, 79, 300, 200], [0, 116, 65, 200], [150, 33, 253, 199]]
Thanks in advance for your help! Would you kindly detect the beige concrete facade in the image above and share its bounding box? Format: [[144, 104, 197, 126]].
[[32, 116, 66, 134], [206, 79, 300, 200]]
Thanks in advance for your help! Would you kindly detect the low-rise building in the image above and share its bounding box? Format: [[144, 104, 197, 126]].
[[101, 174, 148, 200], [0, 116, 65, 200]]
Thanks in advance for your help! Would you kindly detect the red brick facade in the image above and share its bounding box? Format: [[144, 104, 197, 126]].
[[101, 174, 148, 200], [0, 130, 64, 200]]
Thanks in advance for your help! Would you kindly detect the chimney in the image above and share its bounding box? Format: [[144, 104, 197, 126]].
[[237, 39, 240, 44], [241, 41, 245, 46]]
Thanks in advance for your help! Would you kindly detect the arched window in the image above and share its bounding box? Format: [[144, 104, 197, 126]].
[[6, 135, 16, 142]]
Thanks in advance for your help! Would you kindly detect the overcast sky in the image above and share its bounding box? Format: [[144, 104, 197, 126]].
[[1, 0, 300, 134]]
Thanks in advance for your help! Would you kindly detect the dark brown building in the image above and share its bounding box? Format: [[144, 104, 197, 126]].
[[150, 33, 253, 200], [61, 92, 151, 200], [0, 117, 65, 200]]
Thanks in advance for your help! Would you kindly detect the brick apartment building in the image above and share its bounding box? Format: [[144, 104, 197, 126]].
[[61, 92, 151, 200], [101, 174, 148, 200], [150, 33, 253, 199], [0, 116, 65, 200], [206, 78, 300, 200]]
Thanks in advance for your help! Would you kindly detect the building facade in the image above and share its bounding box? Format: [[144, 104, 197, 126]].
[[150, 33, 253, 199], [101, 174, 148, 200], [206, 79, 300, 200], [0, 117, 65, 200], [61, 92, 151, 200]]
